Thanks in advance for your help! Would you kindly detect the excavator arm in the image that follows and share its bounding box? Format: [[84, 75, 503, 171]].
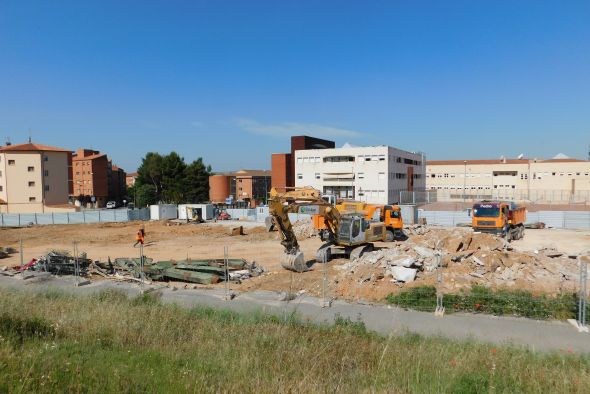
[[268, 187, 340, 272]]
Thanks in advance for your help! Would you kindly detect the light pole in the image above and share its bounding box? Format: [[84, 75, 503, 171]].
[[463, 160, 467, 206]]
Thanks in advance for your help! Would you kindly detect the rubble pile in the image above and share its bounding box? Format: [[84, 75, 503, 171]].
[[292, 220, 317, 239], [0, 247, 17, 259], [334, 227, 582, 297]]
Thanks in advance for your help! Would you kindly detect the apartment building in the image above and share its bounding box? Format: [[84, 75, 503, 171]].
[[0, 142, 73, 213], [426, 156, 590, 202], [294, 145, 425, 204], [71, 149, 127, 207], [209, 170, 271, 207], [126, 172, 138, 188]]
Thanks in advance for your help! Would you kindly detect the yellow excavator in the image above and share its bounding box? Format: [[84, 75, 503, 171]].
[[268, 187, 386, 272]]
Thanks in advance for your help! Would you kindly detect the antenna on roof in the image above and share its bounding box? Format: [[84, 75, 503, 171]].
[[5, 137, 11, 146], [28, 128, 32, 143], [517, 153, 524, 159]]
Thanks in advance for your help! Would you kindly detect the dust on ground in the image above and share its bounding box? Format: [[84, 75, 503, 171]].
[[1, 220, 589, 302]]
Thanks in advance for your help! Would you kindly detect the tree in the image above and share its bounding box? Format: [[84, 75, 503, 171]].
[[134, 151, 211, 205], [160, 152, 187, 203], [184, 158, 211, 203]]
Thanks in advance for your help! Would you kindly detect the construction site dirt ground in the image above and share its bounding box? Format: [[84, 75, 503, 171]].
[[1, 220, 589, 302]]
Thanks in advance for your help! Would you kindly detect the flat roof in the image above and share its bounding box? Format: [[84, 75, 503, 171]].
[[427, 158, 588, 165]]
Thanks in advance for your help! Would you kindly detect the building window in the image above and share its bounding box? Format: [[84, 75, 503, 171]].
[[315, 173, 320, 179], [297, 173, 302, 180], [43, 156, 48, 162], [378, 172, 385, 180], [28, 181, 35, 187], [29, 197, 36, 202], [358, 172, 364, 179], [44, 170, 49, 176], [28, 166, 34, 172], [45, 185, 49, 191], [0, 186, 2, 191], [8, 160, 15, 165]]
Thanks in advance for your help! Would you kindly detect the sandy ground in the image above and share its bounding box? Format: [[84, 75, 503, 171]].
[[1, 221, 589, 301]]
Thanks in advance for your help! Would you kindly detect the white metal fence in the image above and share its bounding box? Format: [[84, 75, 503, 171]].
[[419, 210, 590, 230], [0, 208, 150, 227], [400, 189, 590, 205]]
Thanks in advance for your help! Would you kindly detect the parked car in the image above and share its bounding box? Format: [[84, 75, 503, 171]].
[[106, 201, 117, 209]]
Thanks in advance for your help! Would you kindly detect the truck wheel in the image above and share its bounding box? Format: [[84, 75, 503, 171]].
[[385, 229, 395, 242]]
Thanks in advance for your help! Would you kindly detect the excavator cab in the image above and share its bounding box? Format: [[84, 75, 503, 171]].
[[337, 216, 370, 244]]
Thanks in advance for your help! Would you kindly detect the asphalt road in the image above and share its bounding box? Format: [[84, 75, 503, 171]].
[[1, 273, 588, 353]]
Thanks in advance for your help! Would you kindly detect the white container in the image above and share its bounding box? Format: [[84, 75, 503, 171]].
[[178, 204, 215, 220], [149, 204, 178, 220]]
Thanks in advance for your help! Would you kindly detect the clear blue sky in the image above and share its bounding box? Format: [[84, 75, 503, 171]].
[[1, 1, 589, 172]]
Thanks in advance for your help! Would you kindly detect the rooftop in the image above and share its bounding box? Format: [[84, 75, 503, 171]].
[[427, 158, 588, 165], [72, 153, 106, 161], [214, 169, 271, 177], [0, 142, 71, 153]]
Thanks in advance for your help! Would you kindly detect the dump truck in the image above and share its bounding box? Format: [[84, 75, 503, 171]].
[[472, 200, 526, 240], [268, 187, 386, 272], [312, 201, 403, 242]]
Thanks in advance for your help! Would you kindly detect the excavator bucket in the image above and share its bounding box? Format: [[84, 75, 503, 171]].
[[280, 251, 307, 272]]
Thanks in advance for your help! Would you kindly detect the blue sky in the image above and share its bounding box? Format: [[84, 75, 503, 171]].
[[0, 1, 589, 172]]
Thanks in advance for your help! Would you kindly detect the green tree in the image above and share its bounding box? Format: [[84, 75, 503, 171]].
[[136, 152, 164, 198], [160, 152, 187, 203], [135, 184, 158, 207], [184, 158, 211, 203]]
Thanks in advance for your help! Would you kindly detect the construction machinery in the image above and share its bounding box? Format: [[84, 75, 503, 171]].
[[313, 201, 404, 242], [268, 187, 386, 272], [472, 200, 526, 241]]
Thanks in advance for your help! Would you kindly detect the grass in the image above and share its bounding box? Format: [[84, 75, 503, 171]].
[[0, 289, 589, 392], [386, 285, 581, 320]]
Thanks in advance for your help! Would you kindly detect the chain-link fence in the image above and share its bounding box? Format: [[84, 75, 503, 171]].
[[386, 254, 589, 326], [405, 189, 590, 205]]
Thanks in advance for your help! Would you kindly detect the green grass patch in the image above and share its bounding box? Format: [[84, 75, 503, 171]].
[[386, 285, 581, 320], [0, 288, 589, 392]]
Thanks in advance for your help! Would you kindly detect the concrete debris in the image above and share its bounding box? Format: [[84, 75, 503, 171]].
[[388, 266, 417, 282], [335, 225, 584, 297], [292, 220, 317, 239], [0, 247, 17, 259]]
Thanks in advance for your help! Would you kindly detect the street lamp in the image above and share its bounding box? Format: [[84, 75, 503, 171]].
[[463, 160, 467, 206]]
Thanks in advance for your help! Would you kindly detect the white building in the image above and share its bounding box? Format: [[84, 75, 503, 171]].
[[294, 145, 425, 204]]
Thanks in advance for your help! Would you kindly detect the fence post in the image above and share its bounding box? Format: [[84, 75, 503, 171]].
[[52, 212, 54, 225], [34, 213, 37, 225], [83, 210, 86, 223], [435, 251, 444, 316], [578, 256, 588, 330], [98, 210, 101, 222], [67, 212, 70, 224], [18, 214, 20, 227]]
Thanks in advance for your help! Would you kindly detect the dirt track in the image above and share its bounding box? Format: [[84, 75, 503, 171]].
[[1, 221, 589, 301]]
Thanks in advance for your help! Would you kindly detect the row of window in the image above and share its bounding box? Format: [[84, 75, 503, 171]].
[[297, 155, 422, 165], [431, 171, 590, 178], [432, 185, 517, 190], [297, 172, 419, 181], [1, 156, 49, 165], [76, 180, 92, 184]]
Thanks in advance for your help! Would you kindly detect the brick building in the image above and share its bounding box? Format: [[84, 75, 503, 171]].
[[71, 148, 127, 207], [271, 136, 335, 191], [209, 170, 271, 207]]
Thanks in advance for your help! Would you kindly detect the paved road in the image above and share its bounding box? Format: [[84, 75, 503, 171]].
[[1, 274, 588, 353]]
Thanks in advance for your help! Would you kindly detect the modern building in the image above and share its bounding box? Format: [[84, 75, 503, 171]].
[[426, 155, 590, 203], [209, 170, 272, 207], [71, 148, 126, 207], [271, 136, 335, 191], [294, 144, 425, 204], [0, 142, 73, 213]]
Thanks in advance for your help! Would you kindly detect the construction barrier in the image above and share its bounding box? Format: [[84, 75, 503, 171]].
[[0, 208, 150, 227]]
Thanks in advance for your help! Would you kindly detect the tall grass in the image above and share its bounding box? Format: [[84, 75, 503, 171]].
[[0, 288, 589, 393]]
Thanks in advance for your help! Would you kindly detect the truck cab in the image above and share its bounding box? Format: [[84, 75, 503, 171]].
[[472, 200, 526, 240]]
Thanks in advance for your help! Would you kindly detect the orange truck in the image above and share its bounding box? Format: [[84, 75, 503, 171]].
[[313, 201, 403, 242], [472, 200, 526, 240]]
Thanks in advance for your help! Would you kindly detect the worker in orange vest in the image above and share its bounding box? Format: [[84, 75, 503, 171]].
[[133, 226, 145, 247]]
